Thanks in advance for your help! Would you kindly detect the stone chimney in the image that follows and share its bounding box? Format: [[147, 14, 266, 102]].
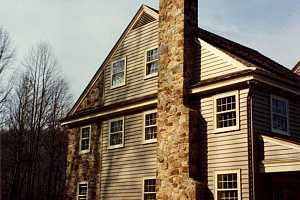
[[157, 0, 201, 199]]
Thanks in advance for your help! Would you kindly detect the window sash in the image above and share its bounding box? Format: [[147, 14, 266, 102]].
[[111, 59, 125, 87], [109, 118, 124, 148], [80, 126, 91, 153], [145, 48, 159, 76], [215, 171, 240, 200], [271, 96, 289, 134], [143, 178, 156, 200], [144, 112, 157, 142], [77, 182, 88, 200]]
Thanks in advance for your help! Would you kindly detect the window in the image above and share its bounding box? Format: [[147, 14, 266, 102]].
[[271, 95, 289, 135], [77, 182, 88, 200], [80, 126, 91, 154], [143, 111, 157, 143], [145, 47, 158, 78], [143, 178, 156, 200], [215, 170, 240, 200], [214, 91, 239, 133], [111, 58, 126, 88], [108, 117, 124, 149]]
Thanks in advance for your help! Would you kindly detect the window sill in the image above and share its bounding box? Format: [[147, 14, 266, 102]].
[[110, 83, 126, 90], [79, 149, 90, 154], [271, 129, 290, 136], [143, 139, 157, 144], [213, 126, 240, 134], [108, 144, 124, 150], [144, 73, 158, 80]]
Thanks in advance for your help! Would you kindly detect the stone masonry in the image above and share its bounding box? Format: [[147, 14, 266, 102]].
[[157, 0, 201, 199], [65, 124, 101, 200]]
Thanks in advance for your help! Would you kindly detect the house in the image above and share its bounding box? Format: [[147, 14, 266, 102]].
[[61, 1, 300, 199]]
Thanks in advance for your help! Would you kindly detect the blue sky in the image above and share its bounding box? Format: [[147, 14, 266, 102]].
[[1, 0, 299, 101]]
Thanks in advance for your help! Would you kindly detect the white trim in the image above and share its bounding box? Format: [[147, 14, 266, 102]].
[[144, 46, 159, 79], [79, 125, 91, 154], [143, 109, 157, 144], [61, 98, 157, 126], [142, 176, 156, 200], [261, 135, 300, 151], [108, 116, 125, 149], [214, 169, 241, 200], [190, 75, 254, 94], [77, 181, 88, 200], [270, 95, 289, 135], [213, 90, 240, 133], [260, 160, 300, 173], [110, 57, 126, 89]]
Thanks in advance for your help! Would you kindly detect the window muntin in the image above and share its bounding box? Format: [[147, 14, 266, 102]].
[[111, 58, 126, 87], [77, 182, 88, 200], [144, 111, 157, 143], [214, 91, 239, 132], [145, 48, 159, 77], [143, 178, 156, 200], [215, 171, 240, 200], [80, 126, 91, 153], [108, 117, 124, 149], [271, 95, 289, 134]]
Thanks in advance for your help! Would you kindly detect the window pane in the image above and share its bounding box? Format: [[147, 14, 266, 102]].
[[112, 73, 124, 86], [218, 191, 238, 200], [273, 114, 288, 131], [217, 111, 236, 128], [111, 120, 123, 132], [112, 60, 125, 74], [147, 48, 158, 62], [146, 61, 158, 75], [110, 132, 122, 146], [144, 193, 156, 200], [145, 127, 157, 140], [81, 139, 90, 151], [81, 127, 90, 138], [217, 95, 236, 112], [145, 113, 157, 126]]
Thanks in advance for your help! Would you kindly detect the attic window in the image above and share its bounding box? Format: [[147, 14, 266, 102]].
[[132, 13, 156, 30]]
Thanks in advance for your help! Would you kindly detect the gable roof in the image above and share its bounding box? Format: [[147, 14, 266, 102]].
[[197, 28, 299, 82], [67, 5, 158, 116], [66, 5, 298, 118]]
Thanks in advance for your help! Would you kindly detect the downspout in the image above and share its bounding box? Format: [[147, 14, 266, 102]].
[[247, 81, 256, 200]]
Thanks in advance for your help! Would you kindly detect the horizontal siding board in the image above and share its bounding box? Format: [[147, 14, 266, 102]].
[[100, 111, 156, 200], [200, 88, 250, 199]]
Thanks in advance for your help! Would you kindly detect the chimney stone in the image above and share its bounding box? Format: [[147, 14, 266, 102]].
[[157, 0, 201, 199]]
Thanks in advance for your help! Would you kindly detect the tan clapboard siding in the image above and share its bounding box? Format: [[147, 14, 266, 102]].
[[104, 21, 159, 106], [200, 89, 250, 200], [199, 45, 244, 80], [100, 112, 156, 200], [253, 90, 300, 138], [261, 139, 300, 161]]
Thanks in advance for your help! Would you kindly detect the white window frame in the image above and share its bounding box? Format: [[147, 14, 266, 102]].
[[142, 176, 156, 200], [79, 125, 91, 154], [144, 47, 159, 79], [143, 110, 157, 144], [108, 116, 125, 149], [213, 90, 240, 133], [110, 57, 126, 89], [214, 169, 241, 200], [77, 181, 88, 200], [270, 95, 289, 135]]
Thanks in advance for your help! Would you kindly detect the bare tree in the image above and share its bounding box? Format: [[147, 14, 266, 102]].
[[0, 27, 15, 127], [2, 42, 71, 200]]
